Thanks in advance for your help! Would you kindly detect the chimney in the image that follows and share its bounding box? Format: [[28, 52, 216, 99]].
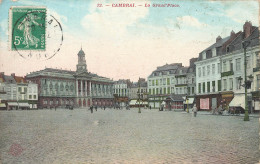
[[230, 30, 236, 40], [216, 36, 222, 42], [11, 73, 15, 77], [189, 58, 198, 67], [243, 21, 253, 38]]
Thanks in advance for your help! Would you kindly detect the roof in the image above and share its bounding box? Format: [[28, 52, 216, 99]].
[[226, 26, 259, 53], [148, 63, 183, 78], [14, 76, 27, 83], [0, 73, 5, 82], [198, 36, 230, 61], [43, 68, 75, 74], [3, 75, 16, 83], [167, 94, 185, 101], [175, 67, 188, 75], [156, 63, 182, 71], [77, 48, 85, 56]]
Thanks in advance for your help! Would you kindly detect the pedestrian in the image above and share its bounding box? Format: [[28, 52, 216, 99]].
[[192, 104, 197, 117], [217, 105, 223, 115], [149, 105, 151, 110], [212, 107, 216, 115], [95, 106, 97, 111], [90, 106, 93, 113], [104, 106, 106, 110]]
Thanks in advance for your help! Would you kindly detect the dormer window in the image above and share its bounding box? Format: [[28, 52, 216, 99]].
[[202, 52, 206, 59]]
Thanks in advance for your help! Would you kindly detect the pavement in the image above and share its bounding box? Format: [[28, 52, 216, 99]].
[[0, 108, 259, 164]]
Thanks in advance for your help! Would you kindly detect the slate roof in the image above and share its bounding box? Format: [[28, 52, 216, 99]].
[[226, 26, 259, 53], [175, 67, 188, 75], [3, 75, 16, 84], [197, 36, 230, 61], [148, 63, 183, 78], [167, 94, 185, 101]]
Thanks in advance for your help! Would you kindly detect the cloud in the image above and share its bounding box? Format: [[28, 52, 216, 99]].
[[81, 0, 149, 38], [176, 16, 209, 29], [225, 6, 258, 25]]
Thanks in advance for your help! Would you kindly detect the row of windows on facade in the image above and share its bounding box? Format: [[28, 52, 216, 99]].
[[42, 84, 113, 91], [43, 100, 73, 105], [15, 94, 37, 100], [42, 89, 113, 95], [148, 78, 195, 87], [114, 88, 148, 94], [43, 79, 112, 88], [148, 87, 195, 95], [114, 84, 127, 88], [197, 77, 252, 94], [197, 57, 252, 77], [17, 87, 37, 93]]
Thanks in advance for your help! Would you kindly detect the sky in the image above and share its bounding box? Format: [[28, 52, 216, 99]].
[[0, 0, 259, 82]]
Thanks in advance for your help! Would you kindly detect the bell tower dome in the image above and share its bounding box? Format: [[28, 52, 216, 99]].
[[76, 47, 87, 72]]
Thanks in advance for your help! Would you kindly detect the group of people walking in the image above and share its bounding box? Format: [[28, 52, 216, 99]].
[[89, 106, 107, 113]]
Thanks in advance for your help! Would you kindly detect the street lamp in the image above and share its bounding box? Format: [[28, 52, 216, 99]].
[[186, 96, 189, 113], [242, 40, 251, 121], [138, 77, 141, 113]]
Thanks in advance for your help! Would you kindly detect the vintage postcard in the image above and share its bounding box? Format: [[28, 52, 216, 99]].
[[0, 0, 259, 163]]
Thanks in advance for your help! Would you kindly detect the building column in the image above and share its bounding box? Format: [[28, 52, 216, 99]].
[[215, 80, 218, 92], [81, 80, 83, 97], [76, 79, 78, 97], [85, 80, 88, 97], [90, 81, 92, 96]]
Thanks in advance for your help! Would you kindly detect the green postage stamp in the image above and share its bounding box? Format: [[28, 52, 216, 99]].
[[9, 6, 46, 50]]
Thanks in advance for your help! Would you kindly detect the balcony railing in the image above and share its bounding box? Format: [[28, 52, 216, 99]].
[[175, 84, 188, 87], [253, 67, 260, 72], [221, 71, 234, 77]]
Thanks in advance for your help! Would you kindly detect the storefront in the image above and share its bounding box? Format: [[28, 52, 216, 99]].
[[18, 102, 30, 110], [252, 91, 260, 111], [165, 95, 184, 110], [7, 102, 19, 110], [195, 94, 222, 111], [183, 97, 195, 111], [229, 94, 245, 109], [0, 102, 6, 110]]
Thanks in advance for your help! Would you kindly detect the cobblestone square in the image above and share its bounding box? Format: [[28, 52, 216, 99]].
[[0, 109, 259, 164]]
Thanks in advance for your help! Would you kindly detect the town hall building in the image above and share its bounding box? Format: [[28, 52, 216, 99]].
[[26, 48, 114, 108]]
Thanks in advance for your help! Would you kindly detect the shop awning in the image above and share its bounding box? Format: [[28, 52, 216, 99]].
[[229, 94, 245, 109], [129, 100, 137, 105], [7, 102, 18, 106], [0, 103, 6, 107], [184, 98, 194, 104], [18, 103, 30, 107]]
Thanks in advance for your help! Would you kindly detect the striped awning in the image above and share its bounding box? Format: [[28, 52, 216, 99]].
[[0, 103, 6, 107], [7, 102, 18, 106], [18, 103, 30, 107], [229, 94, 245, 109]]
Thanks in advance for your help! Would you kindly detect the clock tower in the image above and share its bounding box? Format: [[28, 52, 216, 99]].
[[76, 48, 87, 72]]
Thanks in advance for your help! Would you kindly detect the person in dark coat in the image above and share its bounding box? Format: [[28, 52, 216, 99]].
[[90, 106, 93, 113], [95, 106, 97, 111]]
